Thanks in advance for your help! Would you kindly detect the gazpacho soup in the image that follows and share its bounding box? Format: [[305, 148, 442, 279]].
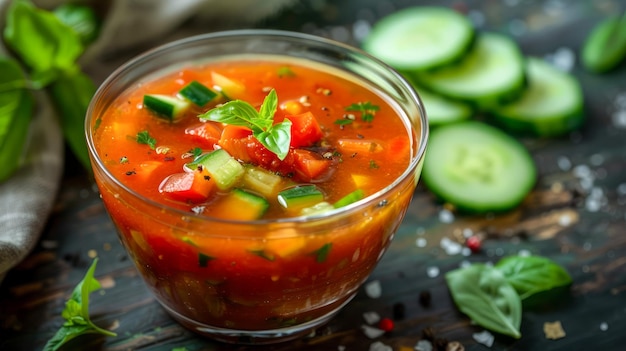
[[90, 54, 420, 336]]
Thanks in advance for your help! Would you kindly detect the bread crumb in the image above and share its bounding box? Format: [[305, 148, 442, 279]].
[[543, 321, 566, 339]]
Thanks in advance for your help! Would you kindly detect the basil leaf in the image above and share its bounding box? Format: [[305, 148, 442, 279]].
[[44, 259, 116, 351], [53, 3, 101, 46], [198, 89, 292, 160], [0, 58, 33, 182], [254, 120, 292, 160], [4, 0, 84, 78], [43, 324, 96, 351], [257, 88, 278, 129], [200, 100, 259, 127], [47, 71, 96, 172], [496, 255, 572, 300], [446, 264, 522, 338]]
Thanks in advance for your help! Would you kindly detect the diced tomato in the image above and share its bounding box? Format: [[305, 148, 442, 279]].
[[159, 170, 215, 202], [292, 149, 331, 181], [285, 112, 323, 148], [387, 135, 410, 163], [185, 122, 222, 148], [219, 125, 254, 162]]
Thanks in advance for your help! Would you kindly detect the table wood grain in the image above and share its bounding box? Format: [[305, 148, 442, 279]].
[[2, 1, 626, 350]]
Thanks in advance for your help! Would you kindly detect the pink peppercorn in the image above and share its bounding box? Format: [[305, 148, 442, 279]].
[[378, 317, 394, 332]]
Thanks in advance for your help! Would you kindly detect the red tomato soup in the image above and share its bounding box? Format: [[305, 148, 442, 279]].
[[91, 57, 418, 333]]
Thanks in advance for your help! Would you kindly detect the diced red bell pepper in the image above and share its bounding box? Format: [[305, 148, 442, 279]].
[[185, 122, 222, 148], [159, 170, 215, 202], [285, 111, 323, 148], [292, 149, 331, 181]]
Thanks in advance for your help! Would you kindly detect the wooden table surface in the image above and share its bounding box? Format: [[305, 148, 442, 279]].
[[2, 1, 626, 350]]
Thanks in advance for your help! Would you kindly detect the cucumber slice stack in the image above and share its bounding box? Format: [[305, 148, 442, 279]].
[[362, 6, 588, 213]]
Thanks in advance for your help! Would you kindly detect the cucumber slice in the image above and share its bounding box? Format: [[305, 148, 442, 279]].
[[581, 14, 626, 73], [333, 189, 365, 208], [422, 121, 536, 213], [412, 32, 526, 107], [143, 94, 190, 121], [488, 57, 584, 137], [408, 79, 473, 126], [362, 6, 475, 70], [178, 80, 218, 107], [277, 185, 324, 210]]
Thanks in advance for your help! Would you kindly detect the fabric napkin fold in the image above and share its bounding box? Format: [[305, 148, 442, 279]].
[[0, 0, 294, 284]]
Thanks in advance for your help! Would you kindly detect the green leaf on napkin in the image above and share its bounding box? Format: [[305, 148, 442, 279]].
[[0, 58, 33, 182], [0, 0, 100, 178]]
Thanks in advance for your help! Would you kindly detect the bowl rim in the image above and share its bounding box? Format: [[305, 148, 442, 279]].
[[85, 29, 429, 225]]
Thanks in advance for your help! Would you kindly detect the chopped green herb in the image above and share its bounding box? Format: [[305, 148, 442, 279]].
[[136, 130, 156, 149], [345, 101, 379, 122], [119, 156, 128, 164], [277, 66, 295, 77], [313, 243, 332, 263], [369, 160, 379, 169], [334, 118, 354, 126], [43, 259, 116, 351], [191, 147, 203, 158], [182, 236, 198, 247], [198, 252, 213, 267], [198, 89, 291, 160]]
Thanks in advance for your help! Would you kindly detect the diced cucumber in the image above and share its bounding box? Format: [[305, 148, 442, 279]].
[[581, 13, 626, 73], [422, 121, 536, 213], [193, 149, 244, 190], [178, 80, 218, 107], [277, 185, 324, 210], [409, 79, 473, 127], [242, 165, 284, 198], [211, 71, 245, 99], [300, 201, 334, 216], [333, 189, 365, 208], [363, 6, 475, 70], [411, 32, 526, 107], [488, 57, 584, 137], [212, 188, 269, 220], [143, 94, 190, 121]]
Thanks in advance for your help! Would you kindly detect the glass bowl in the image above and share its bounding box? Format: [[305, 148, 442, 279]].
[[86, 29, 428, 344]]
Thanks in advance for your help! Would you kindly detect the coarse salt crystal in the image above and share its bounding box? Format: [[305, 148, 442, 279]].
[[365, 280, 382, 298], [362, 325, 386, 339], [338, 346, 346, 351], [426, 266, 440, 278], [369, 341, 392, 351], [558, 214, 572, 227], [439, 209, 455, 223], [363, 311, 381, 325], [600, 322, 609, 331], [415, 339, 433, 351], [612, 110, 626, 128], [473, 330, 495, 347], [440, 237, 463, 255], [416, 238, 427, 248], [557, 156, 572, 171]]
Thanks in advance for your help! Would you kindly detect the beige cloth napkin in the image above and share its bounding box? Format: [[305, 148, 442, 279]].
[[0, 0, 294, 283]]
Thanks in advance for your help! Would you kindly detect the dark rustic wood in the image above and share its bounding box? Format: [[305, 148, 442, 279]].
[[2, 1, 626, 350]]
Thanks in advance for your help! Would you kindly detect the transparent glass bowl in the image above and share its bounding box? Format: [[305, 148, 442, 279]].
[[86, 29, 428, 344]]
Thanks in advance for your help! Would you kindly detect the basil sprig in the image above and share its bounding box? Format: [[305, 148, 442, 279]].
[[198, 89, 292, 160], [1, 0, 99, 180], [43, 259, 116, 351], [445, 255, 571, 339]]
